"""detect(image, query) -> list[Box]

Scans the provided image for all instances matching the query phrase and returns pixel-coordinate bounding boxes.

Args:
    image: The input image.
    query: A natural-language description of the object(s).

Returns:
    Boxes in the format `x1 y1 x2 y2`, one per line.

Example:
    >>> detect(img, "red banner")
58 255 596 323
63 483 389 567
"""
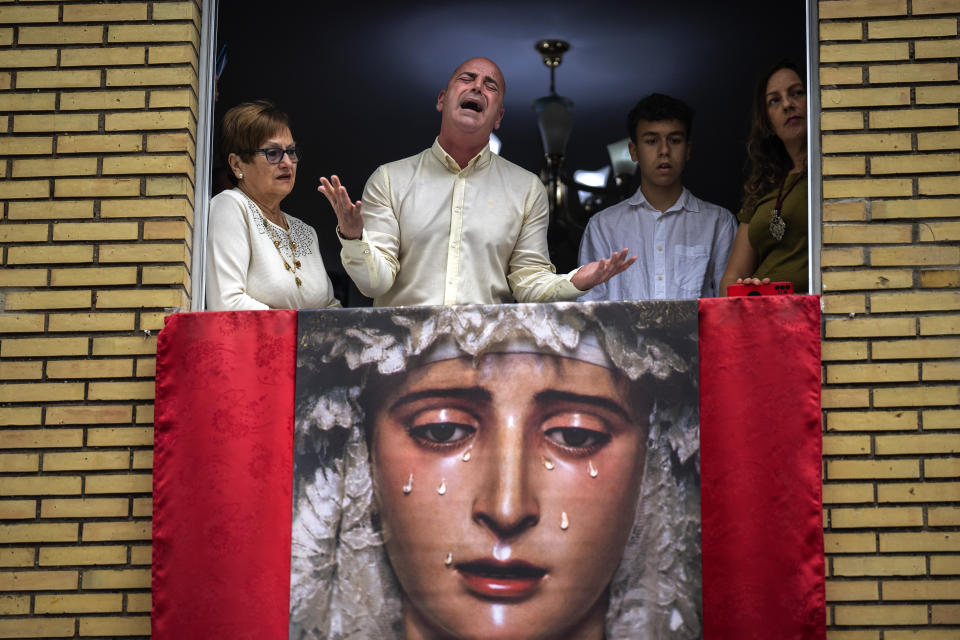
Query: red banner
152 297 823 639
153 310 296 639
699 296 825 639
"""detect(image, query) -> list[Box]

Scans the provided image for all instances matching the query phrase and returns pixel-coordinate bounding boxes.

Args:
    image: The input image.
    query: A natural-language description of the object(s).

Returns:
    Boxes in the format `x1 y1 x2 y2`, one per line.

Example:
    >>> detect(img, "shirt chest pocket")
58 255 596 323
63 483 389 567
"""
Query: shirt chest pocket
674 245 710 295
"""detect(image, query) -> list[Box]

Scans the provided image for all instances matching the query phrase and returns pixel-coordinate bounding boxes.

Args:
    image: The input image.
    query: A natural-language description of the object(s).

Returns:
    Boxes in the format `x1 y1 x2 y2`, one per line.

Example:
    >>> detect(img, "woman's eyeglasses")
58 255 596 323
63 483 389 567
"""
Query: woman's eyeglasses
249 146 301 164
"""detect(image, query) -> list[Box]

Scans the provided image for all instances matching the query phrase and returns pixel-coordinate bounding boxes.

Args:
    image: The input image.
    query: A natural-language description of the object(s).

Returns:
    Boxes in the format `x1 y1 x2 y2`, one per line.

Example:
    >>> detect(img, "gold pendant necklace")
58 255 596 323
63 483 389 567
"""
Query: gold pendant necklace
238 188 304 287
260 211 303 287
769 172 803 242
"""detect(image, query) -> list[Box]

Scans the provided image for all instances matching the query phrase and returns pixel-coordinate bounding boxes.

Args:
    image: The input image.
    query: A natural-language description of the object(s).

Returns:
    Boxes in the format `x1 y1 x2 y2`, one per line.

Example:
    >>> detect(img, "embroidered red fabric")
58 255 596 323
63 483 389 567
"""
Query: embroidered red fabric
699 295 825 639
152 299 824 639
153 310 296 639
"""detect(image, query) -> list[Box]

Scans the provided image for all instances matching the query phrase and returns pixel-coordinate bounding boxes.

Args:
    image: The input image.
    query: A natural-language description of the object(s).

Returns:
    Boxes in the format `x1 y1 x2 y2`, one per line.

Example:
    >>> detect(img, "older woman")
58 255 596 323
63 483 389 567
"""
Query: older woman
290 302 701 639
720 60 808 295
206 100 340 310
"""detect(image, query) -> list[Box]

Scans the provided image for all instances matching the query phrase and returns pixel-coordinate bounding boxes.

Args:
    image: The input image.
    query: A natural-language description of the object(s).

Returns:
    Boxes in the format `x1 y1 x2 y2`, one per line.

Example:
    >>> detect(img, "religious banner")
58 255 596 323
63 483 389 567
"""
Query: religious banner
291 301 701 639
152 296 824 640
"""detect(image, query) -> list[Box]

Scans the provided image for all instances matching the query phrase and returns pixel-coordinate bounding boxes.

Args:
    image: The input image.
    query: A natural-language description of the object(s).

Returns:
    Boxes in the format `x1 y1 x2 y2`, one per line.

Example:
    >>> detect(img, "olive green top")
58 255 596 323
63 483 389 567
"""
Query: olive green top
737 173 808 293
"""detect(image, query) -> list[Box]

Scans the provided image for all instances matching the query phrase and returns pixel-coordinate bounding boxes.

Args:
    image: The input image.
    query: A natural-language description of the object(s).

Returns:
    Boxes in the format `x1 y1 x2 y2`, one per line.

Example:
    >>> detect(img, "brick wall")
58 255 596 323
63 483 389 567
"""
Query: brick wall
0 1 198 637
1 0 958 638
819 0 960 637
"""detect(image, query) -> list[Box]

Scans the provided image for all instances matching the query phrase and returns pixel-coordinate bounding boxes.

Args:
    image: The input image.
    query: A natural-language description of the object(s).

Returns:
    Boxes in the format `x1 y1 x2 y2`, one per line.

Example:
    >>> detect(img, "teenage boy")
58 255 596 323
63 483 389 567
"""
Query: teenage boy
578 93 735 300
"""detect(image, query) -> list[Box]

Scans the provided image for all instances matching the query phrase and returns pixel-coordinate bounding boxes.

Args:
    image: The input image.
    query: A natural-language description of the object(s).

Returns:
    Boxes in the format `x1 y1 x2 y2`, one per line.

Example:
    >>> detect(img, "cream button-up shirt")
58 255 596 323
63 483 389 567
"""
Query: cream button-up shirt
339 139 581 306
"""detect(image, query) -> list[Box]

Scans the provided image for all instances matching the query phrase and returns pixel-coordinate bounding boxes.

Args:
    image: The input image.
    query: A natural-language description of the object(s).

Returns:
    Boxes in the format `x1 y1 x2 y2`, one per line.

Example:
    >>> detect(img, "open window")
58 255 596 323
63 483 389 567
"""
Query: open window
190 0 820 309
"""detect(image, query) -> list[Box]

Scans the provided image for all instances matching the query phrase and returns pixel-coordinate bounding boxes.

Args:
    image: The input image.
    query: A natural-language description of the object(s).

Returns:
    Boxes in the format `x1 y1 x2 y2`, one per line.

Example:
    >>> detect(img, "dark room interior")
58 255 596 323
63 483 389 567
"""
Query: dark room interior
214 0 806 304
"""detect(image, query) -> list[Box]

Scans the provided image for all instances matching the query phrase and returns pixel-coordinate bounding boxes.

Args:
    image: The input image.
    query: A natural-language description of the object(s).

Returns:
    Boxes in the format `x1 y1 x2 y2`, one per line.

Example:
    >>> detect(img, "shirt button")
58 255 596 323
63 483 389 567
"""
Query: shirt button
363 249 370 255
657 246 663 251
657 275 663 281
451 242 457 248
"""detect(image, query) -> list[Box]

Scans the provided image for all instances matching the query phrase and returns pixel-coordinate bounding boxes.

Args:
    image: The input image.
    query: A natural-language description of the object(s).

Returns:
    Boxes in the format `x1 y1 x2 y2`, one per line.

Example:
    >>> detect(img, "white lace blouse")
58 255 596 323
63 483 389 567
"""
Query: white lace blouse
206 189 340 310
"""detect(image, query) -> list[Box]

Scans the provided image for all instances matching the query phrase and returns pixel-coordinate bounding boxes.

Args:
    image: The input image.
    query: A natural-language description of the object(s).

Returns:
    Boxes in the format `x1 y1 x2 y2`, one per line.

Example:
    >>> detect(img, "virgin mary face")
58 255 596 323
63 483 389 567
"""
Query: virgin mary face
370 353 650 640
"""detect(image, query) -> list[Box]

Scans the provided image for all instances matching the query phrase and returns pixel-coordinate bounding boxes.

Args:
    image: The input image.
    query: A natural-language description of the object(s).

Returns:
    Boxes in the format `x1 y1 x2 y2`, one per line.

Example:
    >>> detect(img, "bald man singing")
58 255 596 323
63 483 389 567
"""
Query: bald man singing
320 57 634 306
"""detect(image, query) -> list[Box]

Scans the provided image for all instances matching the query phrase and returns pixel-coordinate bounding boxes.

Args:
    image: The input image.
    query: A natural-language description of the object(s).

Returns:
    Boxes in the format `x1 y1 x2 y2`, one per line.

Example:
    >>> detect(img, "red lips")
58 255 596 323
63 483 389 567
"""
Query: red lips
457 560 547 599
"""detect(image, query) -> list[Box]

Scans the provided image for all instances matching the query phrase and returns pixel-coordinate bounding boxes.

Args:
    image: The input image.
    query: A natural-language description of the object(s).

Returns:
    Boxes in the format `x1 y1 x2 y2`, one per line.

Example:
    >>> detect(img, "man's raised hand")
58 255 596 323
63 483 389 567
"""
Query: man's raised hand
570 248 637 291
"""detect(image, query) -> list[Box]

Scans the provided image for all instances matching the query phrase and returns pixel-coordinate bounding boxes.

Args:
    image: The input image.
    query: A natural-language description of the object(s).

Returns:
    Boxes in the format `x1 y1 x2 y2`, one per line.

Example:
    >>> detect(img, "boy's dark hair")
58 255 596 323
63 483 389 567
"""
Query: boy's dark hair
626 93 695 142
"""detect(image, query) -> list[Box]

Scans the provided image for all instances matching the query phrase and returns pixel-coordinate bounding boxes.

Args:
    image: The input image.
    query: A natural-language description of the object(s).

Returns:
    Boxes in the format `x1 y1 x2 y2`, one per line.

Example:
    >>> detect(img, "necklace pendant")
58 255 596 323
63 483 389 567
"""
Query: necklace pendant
273 240 280 248
769 209 786 242
294 260 301 268
289 241 297 251
295 276 302 287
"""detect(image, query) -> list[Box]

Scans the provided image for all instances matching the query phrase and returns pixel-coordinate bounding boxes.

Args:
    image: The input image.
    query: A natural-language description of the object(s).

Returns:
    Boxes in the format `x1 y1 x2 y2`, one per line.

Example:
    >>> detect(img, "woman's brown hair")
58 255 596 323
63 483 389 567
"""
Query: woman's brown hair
741 59 804 215
220 99 291 166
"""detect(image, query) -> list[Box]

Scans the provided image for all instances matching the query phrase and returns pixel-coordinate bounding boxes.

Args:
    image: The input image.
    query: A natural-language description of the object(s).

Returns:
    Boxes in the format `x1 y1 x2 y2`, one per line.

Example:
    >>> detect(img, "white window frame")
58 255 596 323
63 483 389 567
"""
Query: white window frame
805 0 822 295
190 0 219 310
189 0 821 306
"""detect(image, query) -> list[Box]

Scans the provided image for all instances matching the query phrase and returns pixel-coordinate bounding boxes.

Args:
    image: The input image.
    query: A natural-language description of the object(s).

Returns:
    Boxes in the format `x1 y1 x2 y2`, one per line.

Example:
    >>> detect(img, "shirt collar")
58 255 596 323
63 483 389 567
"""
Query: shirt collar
627 185 697 215
431 137 493 174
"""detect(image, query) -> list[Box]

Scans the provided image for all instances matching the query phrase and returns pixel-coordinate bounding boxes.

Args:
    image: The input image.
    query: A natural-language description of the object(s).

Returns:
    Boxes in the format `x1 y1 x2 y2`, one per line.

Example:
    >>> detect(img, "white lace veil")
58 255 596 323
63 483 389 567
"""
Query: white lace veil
290 301 701 639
